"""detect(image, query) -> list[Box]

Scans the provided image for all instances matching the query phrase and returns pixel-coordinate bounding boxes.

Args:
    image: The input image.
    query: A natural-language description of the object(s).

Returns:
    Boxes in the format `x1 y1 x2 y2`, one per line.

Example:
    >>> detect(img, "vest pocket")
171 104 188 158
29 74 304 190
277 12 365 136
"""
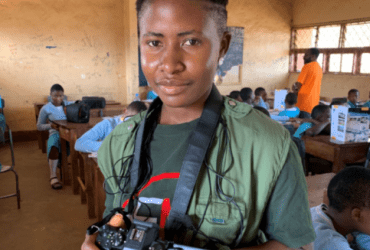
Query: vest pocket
192 198 246 246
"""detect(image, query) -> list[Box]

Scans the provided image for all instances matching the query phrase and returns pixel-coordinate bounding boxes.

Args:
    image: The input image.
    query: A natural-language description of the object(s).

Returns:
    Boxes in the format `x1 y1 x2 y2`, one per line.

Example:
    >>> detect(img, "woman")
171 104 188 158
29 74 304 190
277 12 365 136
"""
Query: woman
82 0 315 249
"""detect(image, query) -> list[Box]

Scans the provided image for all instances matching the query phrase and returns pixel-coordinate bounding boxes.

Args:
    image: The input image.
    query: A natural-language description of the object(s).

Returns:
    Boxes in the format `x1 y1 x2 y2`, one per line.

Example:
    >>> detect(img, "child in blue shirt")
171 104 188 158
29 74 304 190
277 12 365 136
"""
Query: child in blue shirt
293 104 331 139
74 101 147 153
346 89 360 108
37 84 74 190
253 87 269 109
279 93 300 118
311 166 370 250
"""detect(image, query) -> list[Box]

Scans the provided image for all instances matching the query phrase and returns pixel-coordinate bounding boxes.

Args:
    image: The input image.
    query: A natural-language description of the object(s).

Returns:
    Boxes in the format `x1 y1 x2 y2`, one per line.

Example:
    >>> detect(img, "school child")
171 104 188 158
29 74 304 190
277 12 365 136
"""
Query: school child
346 89 360 108
253 87 270 109
278 93 300 118
253 106 270 117
146 90 158 100
240 87 254 105
82 0 315 248
228 90 243 102
36 84 75 190
311 166 370 250
293 104 330 139
74 101 147 153
363 91 370 108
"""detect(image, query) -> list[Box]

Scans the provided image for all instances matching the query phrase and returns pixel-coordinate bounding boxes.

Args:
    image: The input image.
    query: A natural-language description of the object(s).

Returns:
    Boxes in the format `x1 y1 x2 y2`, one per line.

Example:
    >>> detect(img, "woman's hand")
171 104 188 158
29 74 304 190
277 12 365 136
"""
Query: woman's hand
82 213 127 250
81 233 99 250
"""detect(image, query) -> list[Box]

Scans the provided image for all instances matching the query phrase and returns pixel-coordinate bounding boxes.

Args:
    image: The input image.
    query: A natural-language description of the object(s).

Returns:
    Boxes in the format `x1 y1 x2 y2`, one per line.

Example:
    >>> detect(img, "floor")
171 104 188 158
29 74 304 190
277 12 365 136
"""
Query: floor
0 141 96 250
0 140 334 250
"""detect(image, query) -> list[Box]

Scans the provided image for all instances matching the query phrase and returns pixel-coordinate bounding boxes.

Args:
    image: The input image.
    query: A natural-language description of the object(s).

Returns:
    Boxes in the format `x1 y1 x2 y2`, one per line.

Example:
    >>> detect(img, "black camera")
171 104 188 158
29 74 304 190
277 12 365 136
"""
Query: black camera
95 219 205 250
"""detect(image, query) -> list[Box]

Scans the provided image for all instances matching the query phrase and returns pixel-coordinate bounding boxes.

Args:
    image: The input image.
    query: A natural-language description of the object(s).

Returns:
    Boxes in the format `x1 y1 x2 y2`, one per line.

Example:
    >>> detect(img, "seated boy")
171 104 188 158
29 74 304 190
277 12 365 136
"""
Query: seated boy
240 87 254 105
37 84 75 189
363 92 370 108
228 90 243 102
74 101 147 153
293 104 330 139
311 166 370 250
279 93 300 118
253 87 270 109
346 89 360 108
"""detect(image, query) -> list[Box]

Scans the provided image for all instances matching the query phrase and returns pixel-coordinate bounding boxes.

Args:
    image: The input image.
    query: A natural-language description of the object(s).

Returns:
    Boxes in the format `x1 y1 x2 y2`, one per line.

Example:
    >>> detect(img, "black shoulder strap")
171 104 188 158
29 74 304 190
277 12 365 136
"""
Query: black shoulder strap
128 97 162 213
128 85 223 236
165 86 223 237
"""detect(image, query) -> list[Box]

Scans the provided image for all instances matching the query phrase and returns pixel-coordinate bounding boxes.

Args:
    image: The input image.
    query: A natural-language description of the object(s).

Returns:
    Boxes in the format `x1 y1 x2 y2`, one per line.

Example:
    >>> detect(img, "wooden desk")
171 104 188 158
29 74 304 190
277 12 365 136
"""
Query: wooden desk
35 102 124 153
302 135 369 173
78 154 106 220
52 118 102 194
93 157 106 221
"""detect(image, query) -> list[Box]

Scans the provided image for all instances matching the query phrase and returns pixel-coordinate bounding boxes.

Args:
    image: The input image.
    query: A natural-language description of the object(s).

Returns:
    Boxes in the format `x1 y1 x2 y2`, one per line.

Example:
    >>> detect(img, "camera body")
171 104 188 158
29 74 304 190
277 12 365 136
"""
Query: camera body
96 219 205 250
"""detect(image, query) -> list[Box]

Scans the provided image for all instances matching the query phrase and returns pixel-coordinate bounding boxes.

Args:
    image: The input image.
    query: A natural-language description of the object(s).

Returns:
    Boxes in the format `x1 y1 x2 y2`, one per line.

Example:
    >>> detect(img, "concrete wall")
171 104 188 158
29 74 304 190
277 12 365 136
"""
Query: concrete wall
0 0 127 131
1 0 293 132
291 0 370 101
219 0 292 96
293 0 370 26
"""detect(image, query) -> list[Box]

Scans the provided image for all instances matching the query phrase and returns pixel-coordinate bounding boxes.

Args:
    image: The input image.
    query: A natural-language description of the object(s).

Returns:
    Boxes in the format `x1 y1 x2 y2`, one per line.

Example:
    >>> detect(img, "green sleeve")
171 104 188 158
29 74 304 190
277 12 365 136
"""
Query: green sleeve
103 182 115 218
260 141 316 248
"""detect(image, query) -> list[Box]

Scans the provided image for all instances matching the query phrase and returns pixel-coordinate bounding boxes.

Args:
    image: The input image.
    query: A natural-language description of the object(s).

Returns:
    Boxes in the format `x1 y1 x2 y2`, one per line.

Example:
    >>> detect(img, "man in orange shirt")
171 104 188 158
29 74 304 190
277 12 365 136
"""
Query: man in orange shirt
293 48 323 118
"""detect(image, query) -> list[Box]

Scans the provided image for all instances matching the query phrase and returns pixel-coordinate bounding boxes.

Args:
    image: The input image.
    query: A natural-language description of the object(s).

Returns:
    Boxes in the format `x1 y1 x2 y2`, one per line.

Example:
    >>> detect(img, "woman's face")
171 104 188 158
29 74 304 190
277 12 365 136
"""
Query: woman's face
139 0 230 108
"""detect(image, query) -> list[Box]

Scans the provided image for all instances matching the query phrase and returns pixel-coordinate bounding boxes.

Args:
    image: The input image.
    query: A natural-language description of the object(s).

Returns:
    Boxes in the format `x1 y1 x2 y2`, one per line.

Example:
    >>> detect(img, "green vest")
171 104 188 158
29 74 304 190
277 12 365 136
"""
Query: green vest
97 97 292 248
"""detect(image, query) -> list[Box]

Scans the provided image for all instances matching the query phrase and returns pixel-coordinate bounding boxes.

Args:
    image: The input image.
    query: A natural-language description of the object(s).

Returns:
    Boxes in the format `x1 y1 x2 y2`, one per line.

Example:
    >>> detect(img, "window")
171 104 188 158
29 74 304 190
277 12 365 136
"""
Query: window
290 20 370 75
361 53 370 74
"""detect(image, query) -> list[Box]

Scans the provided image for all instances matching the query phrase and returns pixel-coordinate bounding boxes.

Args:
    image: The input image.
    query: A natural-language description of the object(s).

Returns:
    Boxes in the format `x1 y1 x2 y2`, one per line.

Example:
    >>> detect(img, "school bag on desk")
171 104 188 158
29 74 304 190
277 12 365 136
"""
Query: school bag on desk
63 101 90 123
81 96 106 109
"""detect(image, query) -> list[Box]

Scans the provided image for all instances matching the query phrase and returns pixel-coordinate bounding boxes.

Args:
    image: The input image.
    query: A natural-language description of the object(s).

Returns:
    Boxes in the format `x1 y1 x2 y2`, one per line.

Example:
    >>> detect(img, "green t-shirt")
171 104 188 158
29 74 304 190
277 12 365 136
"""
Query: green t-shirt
104 119 314 247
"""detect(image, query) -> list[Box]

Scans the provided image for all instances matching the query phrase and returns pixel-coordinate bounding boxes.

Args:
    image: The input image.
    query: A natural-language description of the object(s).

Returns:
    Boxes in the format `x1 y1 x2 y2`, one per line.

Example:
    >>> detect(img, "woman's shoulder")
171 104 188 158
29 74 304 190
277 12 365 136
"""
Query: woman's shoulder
222 96 289 139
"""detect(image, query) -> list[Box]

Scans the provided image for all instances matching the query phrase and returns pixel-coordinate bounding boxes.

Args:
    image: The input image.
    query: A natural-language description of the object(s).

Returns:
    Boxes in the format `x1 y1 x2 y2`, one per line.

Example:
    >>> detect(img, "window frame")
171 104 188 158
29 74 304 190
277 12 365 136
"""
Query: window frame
290 18 370 76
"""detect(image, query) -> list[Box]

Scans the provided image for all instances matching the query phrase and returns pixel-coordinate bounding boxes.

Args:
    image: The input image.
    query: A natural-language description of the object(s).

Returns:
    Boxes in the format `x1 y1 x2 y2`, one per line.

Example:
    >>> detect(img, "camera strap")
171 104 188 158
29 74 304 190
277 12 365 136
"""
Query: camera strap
128 85 223 238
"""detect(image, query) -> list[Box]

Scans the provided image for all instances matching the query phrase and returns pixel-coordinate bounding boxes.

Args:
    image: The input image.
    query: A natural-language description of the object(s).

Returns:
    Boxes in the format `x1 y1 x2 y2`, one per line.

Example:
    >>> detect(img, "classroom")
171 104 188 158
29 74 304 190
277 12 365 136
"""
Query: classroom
0 0 370 249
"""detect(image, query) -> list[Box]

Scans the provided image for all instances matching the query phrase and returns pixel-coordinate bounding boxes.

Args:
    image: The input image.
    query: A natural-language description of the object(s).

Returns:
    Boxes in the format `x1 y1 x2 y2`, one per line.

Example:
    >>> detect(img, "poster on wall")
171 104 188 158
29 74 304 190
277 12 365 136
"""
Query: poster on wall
214 26 244 85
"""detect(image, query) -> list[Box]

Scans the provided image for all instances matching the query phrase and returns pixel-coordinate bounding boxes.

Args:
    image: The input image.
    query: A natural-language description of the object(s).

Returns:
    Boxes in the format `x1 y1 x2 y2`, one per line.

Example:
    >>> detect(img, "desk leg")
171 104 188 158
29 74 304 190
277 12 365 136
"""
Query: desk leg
95 166 106 221
84 155 96 219
70 141 80 195
60 138 71 185
78 154 87 205
333 147 345 173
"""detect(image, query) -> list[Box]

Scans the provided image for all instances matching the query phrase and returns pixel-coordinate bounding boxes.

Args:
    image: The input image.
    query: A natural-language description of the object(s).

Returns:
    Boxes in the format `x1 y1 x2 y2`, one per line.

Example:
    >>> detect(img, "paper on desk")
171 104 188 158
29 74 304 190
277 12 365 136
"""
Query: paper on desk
88 152 98 158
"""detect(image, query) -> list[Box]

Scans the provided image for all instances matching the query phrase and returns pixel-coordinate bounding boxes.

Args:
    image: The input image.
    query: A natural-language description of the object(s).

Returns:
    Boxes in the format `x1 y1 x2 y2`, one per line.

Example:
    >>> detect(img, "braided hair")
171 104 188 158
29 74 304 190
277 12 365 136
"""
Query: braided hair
136 0 229 37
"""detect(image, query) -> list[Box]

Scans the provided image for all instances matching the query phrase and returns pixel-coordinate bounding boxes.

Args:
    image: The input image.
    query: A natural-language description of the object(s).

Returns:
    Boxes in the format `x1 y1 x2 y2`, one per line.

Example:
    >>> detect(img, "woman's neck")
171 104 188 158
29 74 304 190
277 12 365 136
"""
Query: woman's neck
159 104 204 125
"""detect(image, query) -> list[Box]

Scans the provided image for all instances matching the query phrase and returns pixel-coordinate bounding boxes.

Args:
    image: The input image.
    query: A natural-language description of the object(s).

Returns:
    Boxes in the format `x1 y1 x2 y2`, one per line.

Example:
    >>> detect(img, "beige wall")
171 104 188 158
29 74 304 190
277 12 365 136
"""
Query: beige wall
219 0 292 96
1 0 293 132
0 0 127 131
293 0 370 26
291 0 370 102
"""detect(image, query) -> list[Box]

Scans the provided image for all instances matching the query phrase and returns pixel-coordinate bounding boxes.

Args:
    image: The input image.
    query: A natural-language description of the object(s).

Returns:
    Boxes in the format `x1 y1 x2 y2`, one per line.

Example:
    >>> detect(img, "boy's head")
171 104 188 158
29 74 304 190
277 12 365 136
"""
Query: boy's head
123 101 148 120
327 166 370 235
50 84 64 107
228 91 242 102
240 88 254 105
253 106 270 117
348 89 360 104
311 104 330 122
285 93 297 108
330 99 347 107
255 87 267 101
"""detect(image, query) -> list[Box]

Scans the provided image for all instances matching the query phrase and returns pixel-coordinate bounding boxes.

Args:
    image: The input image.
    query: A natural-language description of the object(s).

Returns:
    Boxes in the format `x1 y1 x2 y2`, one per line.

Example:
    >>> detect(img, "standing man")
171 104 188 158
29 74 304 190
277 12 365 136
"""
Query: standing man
294 48 323 118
